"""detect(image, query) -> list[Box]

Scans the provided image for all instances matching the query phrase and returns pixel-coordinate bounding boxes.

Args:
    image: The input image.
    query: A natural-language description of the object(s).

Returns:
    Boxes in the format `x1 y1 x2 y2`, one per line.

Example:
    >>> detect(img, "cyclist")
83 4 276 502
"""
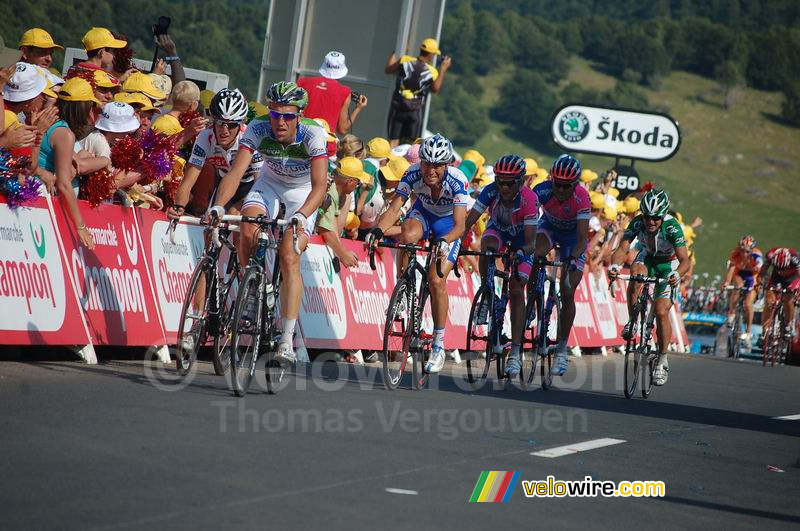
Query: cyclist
609 189 691 386
365 134 467 374
531 154 591 376
757 247 800 339
167 88 262 219
722 235 763 350
462 154 538 377
209 81 328 365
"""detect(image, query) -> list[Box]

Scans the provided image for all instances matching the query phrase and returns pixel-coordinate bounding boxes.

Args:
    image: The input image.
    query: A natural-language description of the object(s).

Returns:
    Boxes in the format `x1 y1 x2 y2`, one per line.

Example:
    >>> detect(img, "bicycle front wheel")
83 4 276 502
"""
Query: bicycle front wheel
229 266 263 397
381 279 411 390
728 310 742 359
541 289 560 391
519 287 539 390
175 256 213 377
465 287 491 389
413 284 431 390
212 271 238 376
623 303 642 399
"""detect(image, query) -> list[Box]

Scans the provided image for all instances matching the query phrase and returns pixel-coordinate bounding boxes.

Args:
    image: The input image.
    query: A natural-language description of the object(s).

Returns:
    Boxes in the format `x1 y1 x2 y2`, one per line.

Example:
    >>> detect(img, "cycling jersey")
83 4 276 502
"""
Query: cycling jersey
188 128 264 183
239 117 327 188
765 248 800 280
395 164 469 218
472 182 538 236
623 214 685 262
728 247 763 275
533 181 591 232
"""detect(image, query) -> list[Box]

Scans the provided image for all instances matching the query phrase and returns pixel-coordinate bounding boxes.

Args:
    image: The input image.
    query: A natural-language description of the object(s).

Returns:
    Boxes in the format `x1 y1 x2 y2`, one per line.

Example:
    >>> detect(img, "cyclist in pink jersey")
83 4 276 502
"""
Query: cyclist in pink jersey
532 154 591 376
463 154 538 377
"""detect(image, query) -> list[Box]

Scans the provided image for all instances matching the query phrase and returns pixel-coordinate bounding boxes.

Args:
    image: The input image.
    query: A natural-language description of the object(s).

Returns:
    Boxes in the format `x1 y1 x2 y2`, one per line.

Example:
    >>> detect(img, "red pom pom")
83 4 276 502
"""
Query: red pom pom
111 136 143 171
80 168 116 207
179 110 201 128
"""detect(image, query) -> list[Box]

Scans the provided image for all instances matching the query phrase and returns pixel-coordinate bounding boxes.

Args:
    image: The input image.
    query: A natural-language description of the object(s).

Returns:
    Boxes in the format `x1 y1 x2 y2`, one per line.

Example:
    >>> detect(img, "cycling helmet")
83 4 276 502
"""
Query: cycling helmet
493 154 526 180
419 133 453 164
739 235 756 251
266 81 308 109
209 88 248 122
550 154 582 182
773 248 791 269
640 188 670 218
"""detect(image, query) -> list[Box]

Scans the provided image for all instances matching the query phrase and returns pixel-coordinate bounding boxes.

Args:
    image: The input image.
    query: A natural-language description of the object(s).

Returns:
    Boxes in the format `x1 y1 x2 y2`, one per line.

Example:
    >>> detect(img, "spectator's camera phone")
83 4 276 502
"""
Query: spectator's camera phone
350 90 361 103
152 16 171 37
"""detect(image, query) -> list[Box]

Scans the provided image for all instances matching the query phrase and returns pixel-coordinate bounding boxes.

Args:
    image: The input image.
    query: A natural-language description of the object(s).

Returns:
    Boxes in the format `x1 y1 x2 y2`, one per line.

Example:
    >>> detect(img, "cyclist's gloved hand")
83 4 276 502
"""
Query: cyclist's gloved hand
515 249 528 264
565 255 578 272
205 205 225 224
290 211 307 233
434 238 451 259
609 263 622 277
667 270 681 286
364 227 383 249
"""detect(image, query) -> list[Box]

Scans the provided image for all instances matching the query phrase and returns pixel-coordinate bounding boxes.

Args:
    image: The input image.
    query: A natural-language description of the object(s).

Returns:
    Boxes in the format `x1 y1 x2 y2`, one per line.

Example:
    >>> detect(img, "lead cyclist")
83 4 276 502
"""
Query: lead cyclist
208 81 329 365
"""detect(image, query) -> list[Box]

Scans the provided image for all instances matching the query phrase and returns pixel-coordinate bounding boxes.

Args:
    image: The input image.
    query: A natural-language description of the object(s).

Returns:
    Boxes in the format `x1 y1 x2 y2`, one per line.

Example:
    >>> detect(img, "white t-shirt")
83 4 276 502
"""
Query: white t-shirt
188 128 263 183
79 130 112 162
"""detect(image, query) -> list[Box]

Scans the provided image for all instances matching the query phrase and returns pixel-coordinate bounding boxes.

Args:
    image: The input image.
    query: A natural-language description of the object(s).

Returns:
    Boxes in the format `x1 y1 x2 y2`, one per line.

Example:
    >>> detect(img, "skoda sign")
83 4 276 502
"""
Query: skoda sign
551 104 681 161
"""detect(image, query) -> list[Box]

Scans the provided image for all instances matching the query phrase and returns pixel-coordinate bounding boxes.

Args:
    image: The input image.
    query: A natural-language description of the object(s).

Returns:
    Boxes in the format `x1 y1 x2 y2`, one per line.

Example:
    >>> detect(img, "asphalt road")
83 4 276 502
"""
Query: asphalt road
2 351 799 530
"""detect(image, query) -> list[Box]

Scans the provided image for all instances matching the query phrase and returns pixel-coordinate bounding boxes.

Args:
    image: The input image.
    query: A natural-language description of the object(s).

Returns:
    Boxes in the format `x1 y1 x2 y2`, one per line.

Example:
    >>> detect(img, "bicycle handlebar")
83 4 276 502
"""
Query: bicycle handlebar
367 241 431 271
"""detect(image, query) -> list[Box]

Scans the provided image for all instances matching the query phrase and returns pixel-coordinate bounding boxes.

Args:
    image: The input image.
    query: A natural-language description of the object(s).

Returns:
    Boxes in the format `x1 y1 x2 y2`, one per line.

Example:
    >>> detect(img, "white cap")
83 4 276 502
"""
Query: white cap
95 102 140 133
318 51 348 80
391 144 411 158
3 62 50 102
32 64 64 86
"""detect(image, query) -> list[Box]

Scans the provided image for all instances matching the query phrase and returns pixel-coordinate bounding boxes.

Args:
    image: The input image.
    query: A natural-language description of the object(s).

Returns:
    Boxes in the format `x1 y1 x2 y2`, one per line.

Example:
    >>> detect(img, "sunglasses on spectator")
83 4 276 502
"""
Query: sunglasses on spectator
269 110 299 121
496 179 518 188
214 120 239 130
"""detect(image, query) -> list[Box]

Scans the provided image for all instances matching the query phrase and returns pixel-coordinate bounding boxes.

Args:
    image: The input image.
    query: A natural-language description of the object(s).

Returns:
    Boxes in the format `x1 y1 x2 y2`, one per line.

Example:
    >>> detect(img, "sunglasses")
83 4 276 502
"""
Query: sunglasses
214 120 239 130
643 215 663 222
496 179 518 188
553 182 574 190
269 110 298 121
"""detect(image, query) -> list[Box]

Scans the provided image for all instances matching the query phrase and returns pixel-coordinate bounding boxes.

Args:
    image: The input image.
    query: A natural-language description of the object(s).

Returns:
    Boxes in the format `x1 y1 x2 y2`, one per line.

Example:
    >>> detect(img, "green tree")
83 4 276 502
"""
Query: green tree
512 19 570 83
473 12 512 75
428 81 489 146
715 60 745 109
490 68 560 143
440 0 477 75
781 81 800 126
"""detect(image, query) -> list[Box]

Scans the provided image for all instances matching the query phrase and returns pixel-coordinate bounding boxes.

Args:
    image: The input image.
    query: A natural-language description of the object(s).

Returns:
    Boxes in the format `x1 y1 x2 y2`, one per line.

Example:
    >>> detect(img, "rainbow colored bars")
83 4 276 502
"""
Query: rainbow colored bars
469 471 521 502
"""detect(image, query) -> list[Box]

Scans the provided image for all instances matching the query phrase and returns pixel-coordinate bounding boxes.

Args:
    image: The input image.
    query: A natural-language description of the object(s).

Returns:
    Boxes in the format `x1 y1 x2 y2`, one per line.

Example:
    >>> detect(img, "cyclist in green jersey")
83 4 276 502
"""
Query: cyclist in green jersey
608 189 691 386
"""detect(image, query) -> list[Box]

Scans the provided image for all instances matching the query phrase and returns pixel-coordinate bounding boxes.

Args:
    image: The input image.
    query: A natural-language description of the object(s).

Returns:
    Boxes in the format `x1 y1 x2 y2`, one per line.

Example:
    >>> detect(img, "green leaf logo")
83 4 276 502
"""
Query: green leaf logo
29 224 45 259
324 257 334 284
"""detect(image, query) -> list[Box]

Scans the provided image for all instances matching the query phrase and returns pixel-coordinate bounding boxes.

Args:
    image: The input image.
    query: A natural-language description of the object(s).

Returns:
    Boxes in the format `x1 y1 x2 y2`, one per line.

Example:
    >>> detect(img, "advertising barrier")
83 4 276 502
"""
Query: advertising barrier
0 198 688 355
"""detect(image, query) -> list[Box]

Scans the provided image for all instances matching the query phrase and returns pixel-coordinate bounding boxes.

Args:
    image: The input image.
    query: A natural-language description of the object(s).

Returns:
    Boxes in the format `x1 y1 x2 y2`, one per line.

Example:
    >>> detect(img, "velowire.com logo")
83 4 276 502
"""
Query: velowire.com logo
469 471 521 503
558 110 590 142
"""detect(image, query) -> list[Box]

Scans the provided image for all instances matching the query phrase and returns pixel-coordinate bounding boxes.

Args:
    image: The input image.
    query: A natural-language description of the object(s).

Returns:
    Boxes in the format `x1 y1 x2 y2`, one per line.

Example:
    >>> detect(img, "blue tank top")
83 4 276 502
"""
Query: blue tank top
38 120 69 173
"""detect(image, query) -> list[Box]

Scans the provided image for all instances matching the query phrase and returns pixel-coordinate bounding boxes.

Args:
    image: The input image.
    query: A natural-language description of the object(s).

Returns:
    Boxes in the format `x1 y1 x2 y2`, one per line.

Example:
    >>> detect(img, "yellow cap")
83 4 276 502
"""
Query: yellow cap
3 110 20 131
114 91 156 111
19 28 63 50
58 78 101 104
312 118 337 143
151 114 183 136
249 100 268 118
581 169 598 183
122 72 166 100
367 137 392 159
602 205 617 221
82 27 127 51
682 224 696 240
523 157 538 175
607 187 620 198
380 156 411 182
462 149 485 168
93 70 120 88
590 191 605 210
199 89 215 110
420 38 441 55
622 196 640 214
345 212 361 231
336 156 371 184
675 211 684 224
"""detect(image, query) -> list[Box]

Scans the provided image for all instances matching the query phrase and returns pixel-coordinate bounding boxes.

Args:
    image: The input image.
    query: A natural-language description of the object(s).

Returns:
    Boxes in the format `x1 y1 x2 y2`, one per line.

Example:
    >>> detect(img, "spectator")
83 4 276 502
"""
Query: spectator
71 28 127 76
317 157 370 268
311 118 338 158
18 28 64 88
93 70 121 105
121 72 166 105
298 51 367 135
151 80 207 147
385 38 451 146
113 91 158 137
336 134 365 160
404 143 420 165
153 34 186 87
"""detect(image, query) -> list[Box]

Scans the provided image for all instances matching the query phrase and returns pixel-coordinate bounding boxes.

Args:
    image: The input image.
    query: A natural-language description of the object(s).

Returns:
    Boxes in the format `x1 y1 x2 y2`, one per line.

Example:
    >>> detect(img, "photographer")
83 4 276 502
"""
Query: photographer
298 51 367 135
151 17 186 87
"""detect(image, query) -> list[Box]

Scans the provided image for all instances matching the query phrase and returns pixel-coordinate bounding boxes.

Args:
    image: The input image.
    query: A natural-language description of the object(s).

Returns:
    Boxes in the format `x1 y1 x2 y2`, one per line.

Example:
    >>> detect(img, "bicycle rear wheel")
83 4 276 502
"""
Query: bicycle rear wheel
229 266 262 397
728 309 742 359
212 271 238 376
381 279 411 390
623 303 642 399
541 287 559 391
466 287 491 389
519 287 539 390
640 351 655 398
413 284 431 390
175 256 213 377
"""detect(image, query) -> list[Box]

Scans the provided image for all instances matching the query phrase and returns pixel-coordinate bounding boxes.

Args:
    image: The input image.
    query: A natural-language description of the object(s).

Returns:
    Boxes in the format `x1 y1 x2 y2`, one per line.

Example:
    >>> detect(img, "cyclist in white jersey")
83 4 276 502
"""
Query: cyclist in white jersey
167 89 262 218
210 81 329 365
365 134 468 374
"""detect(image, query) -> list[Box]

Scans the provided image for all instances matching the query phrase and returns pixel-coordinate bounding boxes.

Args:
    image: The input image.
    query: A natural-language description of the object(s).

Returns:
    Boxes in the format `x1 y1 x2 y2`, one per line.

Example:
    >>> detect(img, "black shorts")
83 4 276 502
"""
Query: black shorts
769 272 800 290
387 104 422 141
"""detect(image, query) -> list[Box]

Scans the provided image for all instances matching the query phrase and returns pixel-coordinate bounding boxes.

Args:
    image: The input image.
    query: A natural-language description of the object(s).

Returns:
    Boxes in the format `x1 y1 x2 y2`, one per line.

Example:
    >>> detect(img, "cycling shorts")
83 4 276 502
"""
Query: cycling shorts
482 224 533 281
406 202 461 264
634 250 677 300
242 178 317 236
536 219 586 273
736 270 755 290
768 272 800 291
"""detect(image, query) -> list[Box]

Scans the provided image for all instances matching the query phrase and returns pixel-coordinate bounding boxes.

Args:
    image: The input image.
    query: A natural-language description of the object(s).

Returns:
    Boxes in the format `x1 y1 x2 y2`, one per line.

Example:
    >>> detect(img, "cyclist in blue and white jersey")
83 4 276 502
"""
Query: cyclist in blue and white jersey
365 134 468 374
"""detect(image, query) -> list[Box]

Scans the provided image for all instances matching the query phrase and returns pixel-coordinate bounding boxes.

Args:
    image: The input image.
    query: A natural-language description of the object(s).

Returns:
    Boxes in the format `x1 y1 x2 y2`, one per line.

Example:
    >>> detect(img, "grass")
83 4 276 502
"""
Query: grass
454 57 800 275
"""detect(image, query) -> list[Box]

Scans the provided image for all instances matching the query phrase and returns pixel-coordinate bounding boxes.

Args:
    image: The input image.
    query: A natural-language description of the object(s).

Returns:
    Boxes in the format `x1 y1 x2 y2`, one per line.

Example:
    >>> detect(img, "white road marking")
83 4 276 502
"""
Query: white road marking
772 414 800 420
531 438 627 458
385 488 418 495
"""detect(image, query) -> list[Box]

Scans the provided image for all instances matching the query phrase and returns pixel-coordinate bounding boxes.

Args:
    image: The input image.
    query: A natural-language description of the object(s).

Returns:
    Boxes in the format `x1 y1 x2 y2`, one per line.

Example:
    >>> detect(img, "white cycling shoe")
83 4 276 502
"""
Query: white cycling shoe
653 357 669 386
551 350 569 376
275 342 297 366
425 346 446 374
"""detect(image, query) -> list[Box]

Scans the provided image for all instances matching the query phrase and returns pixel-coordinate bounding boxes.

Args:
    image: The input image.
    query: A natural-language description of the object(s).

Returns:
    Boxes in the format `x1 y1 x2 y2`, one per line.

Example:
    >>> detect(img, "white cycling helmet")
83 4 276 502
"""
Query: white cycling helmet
419 133 453 165
209 88 249 122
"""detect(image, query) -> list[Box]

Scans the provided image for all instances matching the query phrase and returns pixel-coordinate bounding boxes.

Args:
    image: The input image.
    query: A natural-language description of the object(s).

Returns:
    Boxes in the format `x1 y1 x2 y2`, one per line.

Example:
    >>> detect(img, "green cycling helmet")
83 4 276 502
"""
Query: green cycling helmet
266 81 308 109
640 188 670 218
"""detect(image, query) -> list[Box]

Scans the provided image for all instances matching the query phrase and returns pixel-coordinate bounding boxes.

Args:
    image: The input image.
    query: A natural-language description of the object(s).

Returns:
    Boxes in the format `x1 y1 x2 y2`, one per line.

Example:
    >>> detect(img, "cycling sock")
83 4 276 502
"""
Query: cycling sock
433 327 445 351
281 318 297 345
557 340 567 353
510 343 521 358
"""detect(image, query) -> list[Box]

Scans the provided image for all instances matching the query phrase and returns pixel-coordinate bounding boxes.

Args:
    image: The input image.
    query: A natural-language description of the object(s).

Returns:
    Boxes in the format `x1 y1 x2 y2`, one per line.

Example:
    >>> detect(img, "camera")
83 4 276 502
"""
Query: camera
350 90 362 103
152 16 171 37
